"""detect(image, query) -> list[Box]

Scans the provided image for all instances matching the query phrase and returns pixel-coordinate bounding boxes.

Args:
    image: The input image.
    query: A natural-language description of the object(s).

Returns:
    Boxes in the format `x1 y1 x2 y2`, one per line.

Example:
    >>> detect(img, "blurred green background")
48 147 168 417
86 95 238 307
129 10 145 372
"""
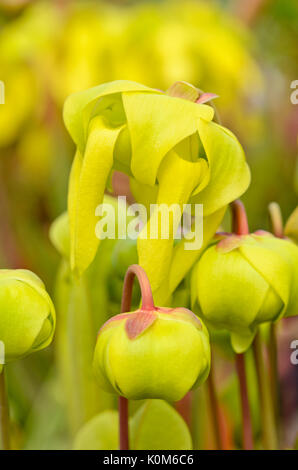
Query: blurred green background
0 0 297 449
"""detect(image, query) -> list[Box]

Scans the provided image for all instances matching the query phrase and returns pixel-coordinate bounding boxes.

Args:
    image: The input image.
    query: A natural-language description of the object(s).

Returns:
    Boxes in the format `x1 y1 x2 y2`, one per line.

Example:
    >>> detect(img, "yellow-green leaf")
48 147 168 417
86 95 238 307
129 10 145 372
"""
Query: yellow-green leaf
73 411 118 450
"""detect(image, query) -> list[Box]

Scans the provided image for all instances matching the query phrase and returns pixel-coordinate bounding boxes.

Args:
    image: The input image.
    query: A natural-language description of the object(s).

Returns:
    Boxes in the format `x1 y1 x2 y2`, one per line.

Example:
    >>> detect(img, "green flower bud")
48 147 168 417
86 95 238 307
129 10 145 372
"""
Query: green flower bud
0 269 55 363
285 206 298 244
191 231 298 353
93 306 210 401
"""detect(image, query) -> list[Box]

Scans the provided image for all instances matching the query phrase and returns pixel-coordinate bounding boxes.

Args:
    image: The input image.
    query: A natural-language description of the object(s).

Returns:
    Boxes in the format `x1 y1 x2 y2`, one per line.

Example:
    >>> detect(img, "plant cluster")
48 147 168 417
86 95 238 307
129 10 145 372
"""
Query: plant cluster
0 76 297 450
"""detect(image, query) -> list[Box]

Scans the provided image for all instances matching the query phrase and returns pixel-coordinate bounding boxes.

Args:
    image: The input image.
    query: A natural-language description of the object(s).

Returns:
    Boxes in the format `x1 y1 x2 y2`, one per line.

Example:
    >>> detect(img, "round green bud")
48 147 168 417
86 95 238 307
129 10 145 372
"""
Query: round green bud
192 231 298 353
0 269 56 363
93 306 210 401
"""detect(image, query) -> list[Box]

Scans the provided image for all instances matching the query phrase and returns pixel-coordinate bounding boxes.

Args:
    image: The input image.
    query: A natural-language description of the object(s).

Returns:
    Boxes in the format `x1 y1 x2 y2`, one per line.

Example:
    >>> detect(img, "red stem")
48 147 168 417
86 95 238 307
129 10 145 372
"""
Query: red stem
235 0 268 27
235 353 254 450
175 392 192 428
118 264 154 450
230 200 249 235
119 396 129 451
121 264 155 312
207 365 224 450
231 201 253 448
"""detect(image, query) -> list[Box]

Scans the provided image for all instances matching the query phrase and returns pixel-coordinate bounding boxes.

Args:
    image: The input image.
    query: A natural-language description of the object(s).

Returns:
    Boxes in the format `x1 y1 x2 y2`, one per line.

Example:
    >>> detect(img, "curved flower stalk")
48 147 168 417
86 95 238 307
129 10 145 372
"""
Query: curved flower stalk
191 229 298 354
64 80 250 302
93 264 210 402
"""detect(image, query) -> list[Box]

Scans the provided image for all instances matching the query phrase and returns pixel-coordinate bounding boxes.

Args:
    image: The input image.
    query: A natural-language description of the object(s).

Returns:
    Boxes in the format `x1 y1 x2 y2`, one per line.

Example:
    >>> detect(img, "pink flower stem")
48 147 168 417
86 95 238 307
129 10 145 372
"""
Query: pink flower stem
118 396 129 451
230 199 249 236
175 392 192 429
121 264 155 312
230 200 254 450
206 361 225 450
119 264 155 450
235 354 254 450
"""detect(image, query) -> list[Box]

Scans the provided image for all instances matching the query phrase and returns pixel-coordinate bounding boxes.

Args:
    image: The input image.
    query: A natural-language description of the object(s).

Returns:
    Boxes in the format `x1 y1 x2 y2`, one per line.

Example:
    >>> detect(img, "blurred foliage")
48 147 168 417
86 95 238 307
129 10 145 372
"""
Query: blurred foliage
0 0 297 449
73 400 192 450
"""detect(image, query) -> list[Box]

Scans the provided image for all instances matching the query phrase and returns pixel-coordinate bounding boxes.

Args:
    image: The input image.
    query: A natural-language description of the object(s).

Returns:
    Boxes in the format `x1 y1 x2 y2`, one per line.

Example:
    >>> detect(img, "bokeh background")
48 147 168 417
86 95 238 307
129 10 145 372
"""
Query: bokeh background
0 0 297 449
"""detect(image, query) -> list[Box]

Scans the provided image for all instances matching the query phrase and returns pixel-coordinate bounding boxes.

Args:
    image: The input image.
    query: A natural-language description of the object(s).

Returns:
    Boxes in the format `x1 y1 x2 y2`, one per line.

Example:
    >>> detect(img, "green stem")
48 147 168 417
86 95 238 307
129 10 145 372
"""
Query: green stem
235 353 254 450
253 331 279 449
268 323 281 440
206 363 224 449
0 368 10 450
230 200 253 450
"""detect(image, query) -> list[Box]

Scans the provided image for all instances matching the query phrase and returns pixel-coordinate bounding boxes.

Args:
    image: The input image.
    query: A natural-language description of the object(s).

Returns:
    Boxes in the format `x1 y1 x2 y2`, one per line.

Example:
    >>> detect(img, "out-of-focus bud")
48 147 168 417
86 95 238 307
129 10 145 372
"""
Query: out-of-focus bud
49 211 70 260
191 231 298 353
285 206 298 244
108 239 140 310
0 269 55 363
111 239 138 279
93 304 210 401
